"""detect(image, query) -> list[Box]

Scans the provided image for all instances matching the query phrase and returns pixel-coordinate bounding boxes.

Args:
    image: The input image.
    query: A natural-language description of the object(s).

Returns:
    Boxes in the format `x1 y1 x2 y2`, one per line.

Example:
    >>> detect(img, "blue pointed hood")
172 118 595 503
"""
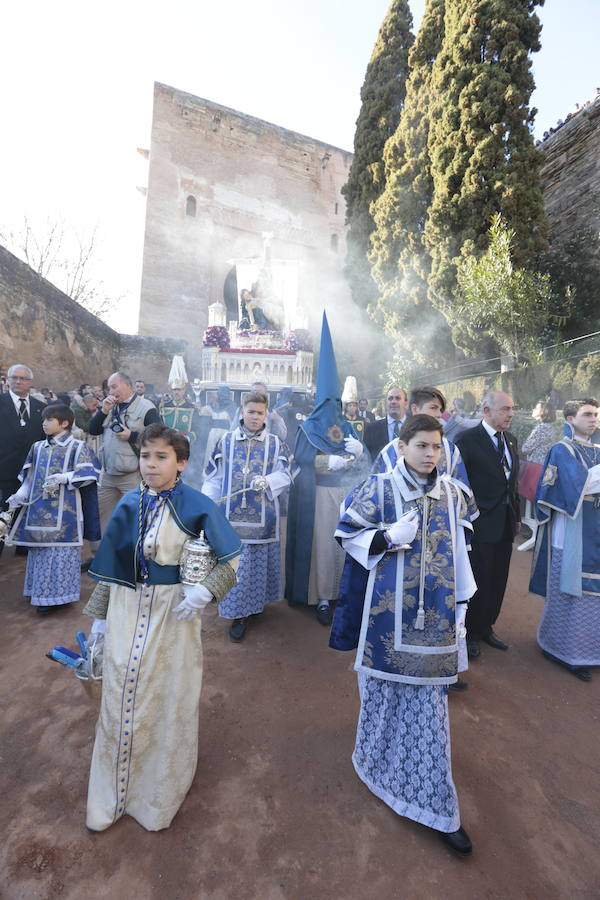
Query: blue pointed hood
315 312 341 404
301 311 358 454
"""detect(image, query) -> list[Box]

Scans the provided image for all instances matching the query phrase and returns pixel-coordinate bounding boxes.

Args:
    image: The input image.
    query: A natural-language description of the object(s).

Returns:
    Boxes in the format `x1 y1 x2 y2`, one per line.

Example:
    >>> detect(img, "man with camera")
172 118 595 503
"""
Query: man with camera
88 372 161 528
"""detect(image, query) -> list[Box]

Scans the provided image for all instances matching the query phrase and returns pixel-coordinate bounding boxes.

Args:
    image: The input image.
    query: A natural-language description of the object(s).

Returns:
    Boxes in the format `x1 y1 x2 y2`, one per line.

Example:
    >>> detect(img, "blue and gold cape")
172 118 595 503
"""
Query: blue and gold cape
530 433 600 599
330 462 473 685
89 481 242 589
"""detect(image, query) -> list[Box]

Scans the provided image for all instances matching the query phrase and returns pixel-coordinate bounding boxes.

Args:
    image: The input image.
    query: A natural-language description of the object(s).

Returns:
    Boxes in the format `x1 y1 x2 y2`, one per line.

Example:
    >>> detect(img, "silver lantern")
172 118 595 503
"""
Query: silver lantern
179 530 217 585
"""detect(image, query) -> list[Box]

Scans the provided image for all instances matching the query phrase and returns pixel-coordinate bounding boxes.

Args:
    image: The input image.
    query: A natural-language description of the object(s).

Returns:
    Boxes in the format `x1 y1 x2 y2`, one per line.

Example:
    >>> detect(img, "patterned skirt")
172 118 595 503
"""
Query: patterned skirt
353 675 460 833
218 542 281 619
537 549 600 667
24 546 81 606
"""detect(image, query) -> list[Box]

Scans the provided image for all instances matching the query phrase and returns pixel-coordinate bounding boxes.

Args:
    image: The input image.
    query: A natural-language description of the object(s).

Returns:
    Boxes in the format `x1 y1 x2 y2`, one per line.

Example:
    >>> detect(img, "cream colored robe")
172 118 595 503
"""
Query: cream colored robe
87 508 228 831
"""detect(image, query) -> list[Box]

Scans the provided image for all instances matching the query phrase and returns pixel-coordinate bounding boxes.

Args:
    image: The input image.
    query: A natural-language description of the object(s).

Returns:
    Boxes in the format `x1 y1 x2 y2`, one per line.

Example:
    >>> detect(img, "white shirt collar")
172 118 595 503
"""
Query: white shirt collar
481 418 501 440
9 389 29 410
234 425 266 442
46 430 72 446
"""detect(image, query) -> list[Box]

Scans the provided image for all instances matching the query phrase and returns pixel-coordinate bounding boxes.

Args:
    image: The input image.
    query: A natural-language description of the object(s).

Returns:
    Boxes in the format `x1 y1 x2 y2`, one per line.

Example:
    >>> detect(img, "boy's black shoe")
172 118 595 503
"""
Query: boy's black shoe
36 605 61 615
542 650 591 681
316 603 332 626
439 826 472 857
229 618 248 642
448 678 468 692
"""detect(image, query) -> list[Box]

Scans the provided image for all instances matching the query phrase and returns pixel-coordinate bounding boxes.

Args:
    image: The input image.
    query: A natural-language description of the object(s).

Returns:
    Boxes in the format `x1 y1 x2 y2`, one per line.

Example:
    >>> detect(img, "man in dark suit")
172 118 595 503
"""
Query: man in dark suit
364 385 407 460
455 391 520 659
0 365 46 554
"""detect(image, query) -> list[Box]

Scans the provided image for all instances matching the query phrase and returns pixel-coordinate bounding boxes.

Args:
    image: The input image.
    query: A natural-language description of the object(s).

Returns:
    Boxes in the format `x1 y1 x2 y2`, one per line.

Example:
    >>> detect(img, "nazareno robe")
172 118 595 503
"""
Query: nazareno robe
330 459 476 685
530 433 600 600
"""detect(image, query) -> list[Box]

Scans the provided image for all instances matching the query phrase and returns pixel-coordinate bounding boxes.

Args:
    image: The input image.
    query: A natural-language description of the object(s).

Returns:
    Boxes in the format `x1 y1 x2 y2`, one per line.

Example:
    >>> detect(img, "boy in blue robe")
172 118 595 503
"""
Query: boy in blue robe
3 404 100 615
530 398 600 681
202 391 295 642
330 415 476 856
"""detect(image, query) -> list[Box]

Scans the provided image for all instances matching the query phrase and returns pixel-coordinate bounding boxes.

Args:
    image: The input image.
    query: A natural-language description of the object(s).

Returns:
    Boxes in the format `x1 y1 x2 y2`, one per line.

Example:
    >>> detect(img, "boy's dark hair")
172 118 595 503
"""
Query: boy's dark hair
243 391 268 407
139 423 190 461
563 398 599 419
409 386 446 413
399 414 443 444
42 404 74 429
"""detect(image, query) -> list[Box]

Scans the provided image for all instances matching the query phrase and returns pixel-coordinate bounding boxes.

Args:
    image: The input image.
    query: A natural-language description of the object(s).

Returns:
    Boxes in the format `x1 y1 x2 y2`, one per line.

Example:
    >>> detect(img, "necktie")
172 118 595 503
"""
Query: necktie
495 431 509 472
393 420 401 439
18 399 29 425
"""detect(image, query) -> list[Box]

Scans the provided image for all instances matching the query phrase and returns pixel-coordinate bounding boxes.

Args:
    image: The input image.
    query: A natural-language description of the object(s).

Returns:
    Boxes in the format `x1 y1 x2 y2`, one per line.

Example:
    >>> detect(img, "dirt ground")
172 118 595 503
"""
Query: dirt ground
0 544 599 900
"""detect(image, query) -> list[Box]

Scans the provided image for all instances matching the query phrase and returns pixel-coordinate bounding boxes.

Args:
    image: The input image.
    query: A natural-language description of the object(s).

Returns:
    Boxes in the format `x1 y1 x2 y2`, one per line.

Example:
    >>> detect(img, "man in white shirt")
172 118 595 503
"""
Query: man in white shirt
0 364 46 554
364 385 408 460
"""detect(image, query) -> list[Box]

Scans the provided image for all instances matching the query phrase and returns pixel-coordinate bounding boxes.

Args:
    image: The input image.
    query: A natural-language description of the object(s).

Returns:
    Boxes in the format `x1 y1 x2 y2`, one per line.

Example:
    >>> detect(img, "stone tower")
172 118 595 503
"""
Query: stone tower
138 82 352 352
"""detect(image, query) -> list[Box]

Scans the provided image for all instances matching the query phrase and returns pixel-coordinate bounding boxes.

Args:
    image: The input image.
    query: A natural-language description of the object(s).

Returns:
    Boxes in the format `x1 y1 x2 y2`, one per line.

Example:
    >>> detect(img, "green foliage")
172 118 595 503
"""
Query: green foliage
574 354 600 395
449 215 551 361
368 0 451 379
424 0 548 309
343 0 414 309
535 227 600 340
551 361 575 393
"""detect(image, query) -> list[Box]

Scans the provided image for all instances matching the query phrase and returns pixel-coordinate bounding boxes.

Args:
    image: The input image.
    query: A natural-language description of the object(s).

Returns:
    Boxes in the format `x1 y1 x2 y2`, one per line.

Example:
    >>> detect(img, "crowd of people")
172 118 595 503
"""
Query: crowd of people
536 87 600 144
0 344 598 858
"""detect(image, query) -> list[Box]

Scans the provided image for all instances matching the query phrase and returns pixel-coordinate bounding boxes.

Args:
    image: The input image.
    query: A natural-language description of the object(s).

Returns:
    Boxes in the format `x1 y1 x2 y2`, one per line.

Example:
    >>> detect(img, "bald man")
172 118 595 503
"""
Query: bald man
455 392 520 659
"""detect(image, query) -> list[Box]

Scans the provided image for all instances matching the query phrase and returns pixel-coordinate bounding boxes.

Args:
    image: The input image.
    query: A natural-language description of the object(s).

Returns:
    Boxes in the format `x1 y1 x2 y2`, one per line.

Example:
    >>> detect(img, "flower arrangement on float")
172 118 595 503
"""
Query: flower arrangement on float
202 326 230 349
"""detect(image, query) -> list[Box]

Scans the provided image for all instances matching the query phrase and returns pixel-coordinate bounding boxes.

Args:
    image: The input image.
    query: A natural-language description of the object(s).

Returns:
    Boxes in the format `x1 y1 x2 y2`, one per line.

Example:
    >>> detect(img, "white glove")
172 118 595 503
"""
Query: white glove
386 509 419 546
344 436 363 458
6 493 24 509
90 618 106 636
250 475 269 492
587 463 600 493
328 454 348 471
173 583 213 621
44 473 69 487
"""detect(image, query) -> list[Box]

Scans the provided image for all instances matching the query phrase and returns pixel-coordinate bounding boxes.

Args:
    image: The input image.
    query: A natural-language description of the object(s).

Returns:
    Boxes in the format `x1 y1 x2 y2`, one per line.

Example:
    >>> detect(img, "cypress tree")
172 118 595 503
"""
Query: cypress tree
369 0 448 372
342 0 414 309
424 0 548 309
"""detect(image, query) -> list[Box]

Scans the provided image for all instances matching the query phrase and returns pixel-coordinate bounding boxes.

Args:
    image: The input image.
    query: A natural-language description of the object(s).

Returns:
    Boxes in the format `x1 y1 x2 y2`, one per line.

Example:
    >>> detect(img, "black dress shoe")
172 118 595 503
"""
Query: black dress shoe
36 605 61 615
466 639 480 659
439 826 472 857
80 558 94 572
570 667 592 682
228 618 248 642
448 678 468 692
316 603 333 626
482 631 509 651
542 650 592 681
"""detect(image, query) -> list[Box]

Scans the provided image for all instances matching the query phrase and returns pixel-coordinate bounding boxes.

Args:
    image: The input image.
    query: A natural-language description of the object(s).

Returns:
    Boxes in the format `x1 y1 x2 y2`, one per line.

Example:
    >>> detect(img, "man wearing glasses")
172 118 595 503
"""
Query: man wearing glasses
0 365 46 555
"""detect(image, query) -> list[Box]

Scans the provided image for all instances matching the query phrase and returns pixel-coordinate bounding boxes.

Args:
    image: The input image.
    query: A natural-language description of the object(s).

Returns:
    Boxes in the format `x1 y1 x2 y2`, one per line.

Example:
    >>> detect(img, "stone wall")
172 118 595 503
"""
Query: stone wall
539 99 600 241
138 82 353 341
0 246 188 390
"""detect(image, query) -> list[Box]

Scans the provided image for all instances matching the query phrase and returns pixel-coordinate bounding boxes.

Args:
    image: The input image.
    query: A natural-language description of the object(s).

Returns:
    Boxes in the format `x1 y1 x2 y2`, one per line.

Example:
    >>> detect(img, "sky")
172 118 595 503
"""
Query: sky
1 0 598 334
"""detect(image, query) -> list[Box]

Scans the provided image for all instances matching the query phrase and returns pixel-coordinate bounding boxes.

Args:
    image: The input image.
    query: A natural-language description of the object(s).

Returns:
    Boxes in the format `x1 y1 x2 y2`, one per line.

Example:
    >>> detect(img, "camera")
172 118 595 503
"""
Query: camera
110 421 125 433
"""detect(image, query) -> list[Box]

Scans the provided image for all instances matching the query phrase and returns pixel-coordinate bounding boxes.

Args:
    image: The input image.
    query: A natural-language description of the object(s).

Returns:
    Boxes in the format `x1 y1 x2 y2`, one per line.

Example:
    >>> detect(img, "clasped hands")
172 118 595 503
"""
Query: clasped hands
172 583 214 621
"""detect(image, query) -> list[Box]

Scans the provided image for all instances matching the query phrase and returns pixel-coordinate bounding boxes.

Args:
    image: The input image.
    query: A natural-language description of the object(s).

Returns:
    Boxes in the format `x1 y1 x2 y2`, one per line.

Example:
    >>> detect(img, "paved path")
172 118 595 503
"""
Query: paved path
0 546 598 899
